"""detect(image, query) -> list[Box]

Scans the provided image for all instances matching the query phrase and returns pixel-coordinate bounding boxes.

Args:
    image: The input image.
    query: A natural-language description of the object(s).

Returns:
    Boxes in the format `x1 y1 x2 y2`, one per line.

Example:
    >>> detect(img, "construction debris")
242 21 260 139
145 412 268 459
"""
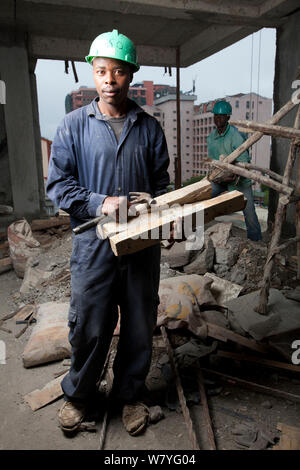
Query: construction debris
24 372 68 411
22 302 71 368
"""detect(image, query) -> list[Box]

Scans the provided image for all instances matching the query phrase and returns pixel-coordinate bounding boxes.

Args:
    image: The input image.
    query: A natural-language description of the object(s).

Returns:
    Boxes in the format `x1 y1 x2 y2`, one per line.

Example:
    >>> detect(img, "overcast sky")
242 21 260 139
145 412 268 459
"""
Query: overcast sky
36 27 276 141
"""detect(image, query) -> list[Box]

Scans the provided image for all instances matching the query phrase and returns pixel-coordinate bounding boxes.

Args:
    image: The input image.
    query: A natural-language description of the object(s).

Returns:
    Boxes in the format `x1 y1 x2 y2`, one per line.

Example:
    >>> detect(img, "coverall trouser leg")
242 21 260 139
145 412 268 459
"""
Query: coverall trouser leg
211 182 262 241
61 231 160 404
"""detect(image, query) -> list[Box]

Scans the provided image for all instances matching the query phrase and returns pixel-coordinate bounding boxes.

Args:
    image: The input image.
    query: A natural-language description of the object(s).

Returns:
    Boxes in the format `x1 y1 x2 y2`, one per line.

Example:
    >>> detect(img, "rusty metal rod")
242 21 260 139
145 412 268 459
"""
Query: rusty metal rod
160 326 200 450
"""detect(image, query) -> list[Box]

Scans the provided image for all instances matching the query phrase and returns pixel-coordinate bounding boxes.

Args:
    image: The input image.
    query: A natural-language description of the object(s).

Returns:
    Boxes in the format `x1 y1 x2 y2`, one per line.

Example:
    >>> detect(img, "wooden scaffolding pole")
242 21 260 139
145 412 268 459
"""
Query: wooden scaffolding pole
175 46 182 190
208 94 300 184
255 105 300 314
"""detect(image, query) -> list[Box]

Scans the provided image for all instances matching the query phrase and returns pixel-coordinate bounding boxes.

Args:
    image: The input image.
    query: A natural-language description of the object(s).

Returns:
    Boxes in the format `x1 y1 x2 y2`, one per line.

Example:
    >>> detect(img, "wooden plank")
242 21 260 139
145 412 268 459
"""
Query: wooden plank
161 326 200 450
216 350 300 373
201 368 300 404
273 423 300 450
24 372 68 411
155 177 211 206
103 191 245 256
14 304 35 323
31 216 70 231
195 364 216 450
0 257 12 274
206 323 269 354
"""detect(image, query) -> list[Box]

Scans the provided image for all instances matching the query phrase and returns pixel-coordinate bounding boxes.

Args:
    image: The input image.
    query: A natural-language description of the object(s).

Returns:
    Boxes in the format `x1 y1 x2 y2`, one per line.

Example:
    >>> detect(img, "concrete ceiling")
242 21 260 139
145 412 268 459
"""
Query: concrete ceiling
1 0 299 67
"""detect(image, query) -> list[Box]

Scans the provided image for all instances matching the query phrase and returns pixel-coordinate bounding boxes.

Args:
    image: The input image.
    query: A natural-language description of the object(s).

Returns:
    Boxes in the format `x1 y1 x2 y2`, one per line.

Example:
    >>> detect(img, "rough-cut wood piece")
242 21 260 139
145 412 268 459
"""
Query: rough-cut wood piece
155 177 212 206
201 368 300 403
14 304 35 323
216 350 300 373
0 257 12 274
235 162 297 187
105 191 245 256
31 216 70 231
24 372 68 411
206 322 269 354
230 119 300 140
208 159 294 196
0 204 13 215
273 423 300 450
256 105 300 314
161 326 200 450
209 95 300 183
195 364 216 450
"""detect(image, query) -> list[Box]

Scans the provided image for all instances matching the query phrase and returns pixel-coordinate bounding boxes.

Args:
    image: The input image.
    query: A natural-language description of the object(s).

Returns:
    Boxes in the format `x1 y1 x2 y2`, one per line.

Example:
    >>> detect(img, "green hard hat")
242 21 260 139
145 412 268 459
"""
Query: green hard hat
85 29 140 72
212 100 232 115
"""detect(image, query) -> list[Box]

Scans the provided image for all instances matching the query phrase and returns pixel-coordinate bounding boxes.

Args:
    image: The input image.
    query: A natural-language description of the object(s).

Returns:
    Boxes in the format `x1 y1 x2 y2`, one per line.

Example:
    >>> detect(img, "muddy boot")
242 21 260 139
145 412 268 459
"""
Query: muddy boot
122 402 149 436
58 401 86 434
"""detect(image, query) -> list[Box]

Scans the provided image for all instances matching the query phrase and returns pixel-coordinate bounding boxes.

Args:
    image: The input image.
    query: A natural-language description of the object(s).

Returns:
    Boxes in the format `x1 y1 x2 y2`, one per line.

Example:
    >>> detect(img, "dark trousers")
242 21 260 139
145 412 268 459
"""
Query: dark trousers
211 182 262 241
62 230 161 404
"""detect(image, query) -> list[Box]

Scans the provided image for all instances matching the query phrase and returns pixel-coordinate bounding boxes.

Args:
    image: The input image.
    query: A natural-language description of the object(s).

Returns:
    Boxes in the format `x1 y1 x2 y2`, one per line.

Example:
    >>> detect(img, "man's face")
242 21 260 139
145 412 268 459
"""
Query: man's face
214 114 230 131
92 57 133 108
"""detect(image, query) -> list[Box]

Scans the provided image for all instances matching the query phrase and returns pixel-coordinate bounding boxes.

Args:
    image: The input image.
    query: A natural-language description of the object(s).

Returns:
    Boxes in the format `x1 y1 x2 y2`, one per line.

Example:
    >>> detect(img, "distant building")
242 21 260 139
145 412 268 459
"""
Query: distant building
128 81 176 107
65 82 178 113
153 93 196 183
192 93 272 184
65 86 98 113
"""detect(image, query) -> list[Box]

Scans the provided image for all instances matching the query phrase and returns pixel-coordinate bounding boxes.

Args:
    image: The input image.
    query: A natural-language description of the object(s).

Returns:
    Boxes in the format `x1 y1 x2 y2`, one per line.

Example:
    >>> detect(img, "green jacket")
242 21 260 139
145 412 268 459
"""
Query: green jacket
206 124 251 189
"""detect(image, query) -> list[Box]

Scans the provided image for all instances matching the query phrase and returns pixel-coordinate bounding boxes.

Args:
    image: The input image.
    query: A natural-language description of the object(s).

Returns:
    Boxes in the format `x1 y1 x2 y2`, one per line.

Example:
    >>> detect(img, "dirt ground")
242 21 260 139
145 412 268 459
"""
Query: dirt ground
0 220 300 452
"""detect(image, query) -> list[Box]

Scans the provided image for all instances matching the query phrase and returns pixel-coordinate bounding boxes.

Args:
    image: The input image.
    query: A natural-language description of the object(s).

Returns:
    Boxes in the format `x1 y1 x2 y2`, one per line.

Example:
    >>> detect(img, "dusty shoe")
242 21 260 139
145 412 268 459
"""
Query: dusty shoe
122 402 149 436
58 401 86 433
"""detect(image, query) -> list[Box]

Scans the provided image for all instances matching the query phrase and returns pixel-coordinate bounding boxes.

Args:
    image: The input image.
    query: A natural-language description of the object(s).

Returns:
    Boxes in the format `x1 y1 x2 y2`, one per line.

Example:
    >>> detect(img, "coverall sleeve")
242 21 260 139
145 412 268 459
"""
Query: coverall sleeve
231 129 251 163
150 121 170 197
46 120 107 220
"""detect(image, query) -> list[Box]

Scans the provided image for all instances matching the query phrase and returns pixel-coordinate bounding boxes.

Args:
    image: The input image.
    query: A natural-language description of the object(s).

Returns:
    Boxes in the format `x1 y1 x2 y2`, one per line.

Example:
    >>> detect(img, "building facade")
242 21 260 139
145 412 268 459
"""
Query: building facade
153 94 196 183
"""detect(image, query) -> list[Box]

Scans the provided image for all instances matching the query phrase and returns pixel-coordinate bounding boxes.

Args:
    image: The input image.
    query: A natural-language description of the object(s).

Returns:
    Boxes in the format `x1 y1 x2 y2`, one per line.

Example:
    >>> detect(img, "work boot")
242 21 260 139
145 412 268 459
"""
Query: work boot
122 402 149 436
58 400 86 433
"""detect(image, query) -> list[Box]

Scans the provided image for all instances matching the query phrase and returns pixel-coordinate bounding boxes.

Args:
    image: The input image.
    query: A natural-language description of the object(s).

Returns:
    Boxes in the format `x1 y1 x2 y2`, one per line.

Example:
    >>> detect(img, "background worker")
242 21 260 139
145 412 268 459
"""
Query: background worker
46 29 170 436
207 100 262 241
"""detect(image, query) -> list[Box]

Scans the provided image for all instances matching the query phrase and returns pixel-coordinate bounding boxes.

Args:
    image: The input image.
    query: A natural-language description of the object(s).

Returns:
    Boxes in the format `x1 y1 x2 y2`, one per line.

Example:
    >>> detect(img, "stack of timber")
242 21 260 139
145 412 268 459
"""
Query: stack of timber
97 178 246 256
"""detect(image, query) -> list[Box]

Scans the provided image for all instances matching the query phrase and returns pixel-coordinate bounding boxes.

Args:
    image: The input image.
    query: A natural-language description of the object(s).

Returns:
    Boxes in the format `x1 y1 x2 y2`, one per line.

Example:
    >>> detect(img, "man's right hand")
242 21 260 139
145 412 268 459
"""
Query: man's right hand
101 196 129 223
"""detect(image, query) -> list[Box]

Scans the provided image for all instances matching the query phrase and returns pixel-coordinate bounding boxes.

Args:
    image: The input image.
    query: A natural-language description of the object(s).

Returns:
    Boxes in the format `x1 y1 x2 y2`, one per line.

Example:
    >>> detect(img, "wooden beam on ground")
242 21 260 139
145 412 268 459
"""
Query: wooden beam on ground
230 120 300 140
206 323 269 354
201 367 300 404
195 364 216 450
161 326 200 450
216 350 300 373
24 372 68 411
101 190 245 256
0 257 12 274
31 216 70 231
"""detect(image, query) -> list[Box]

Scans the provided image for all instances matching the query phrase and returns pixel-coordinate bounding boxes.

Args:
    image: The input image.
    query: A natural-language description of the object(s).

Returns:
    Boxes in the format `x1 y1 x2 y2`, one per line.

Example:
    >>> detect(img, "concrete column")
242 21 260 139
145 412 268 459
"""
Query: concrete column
270 10 300 235
0 35 45 220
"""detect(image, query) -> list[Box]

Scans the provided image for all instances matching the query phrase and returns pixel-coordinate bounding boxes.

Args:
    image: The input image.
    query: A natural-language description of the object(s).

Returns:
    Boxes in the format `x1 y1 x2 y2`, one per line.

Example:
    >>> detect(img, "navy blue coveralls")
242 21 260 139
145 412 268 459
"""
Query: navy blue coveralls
46 98 170 403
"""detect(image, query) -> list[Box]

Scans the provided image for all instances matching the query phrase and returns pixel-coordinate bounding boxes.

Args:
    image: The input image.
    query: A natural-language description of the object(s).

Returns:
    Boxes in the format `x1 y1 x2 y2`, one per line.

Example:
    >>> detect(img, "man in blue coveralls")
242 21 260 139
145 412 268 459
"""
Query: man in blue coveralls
47 30 170 435
207 100 262 241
